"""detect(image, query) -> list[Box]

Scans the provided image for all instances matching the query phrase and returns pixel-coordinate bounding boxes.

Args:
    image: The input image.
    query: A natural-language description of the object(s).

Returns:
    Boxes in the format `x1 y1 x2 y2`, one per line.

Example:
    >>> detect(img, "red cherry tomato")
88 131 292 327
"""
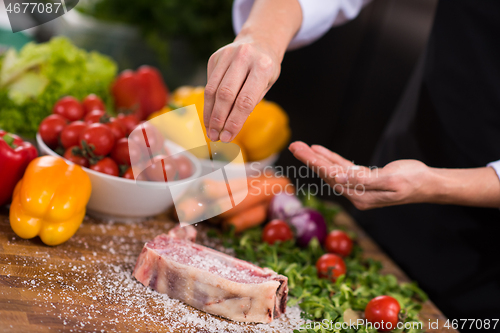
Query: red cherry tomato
262 219 293 245
106 118 126 141
145 155 177 182
172 154 193 179
60 121 87 149
79 123 115 156
53 96 84 121
316 253 346 282
84 109 106 125
136 66 169 119
324 230 353 257
130 121 164 156
122 167 135 180
111 138 142 166
90 157 119 176
122 167 148 181
82 94 105 115
365 296 401 332
63 146 89 168
39 114 67 149
116 113 140 135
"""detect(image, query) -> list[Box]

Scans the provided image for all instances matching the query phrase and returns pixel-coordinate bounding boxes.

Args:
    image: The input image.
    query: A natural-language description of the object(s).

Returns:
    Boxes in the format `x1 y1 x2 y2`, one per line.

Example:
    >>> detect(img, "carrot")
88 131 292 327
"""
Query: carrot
200 177 249 199
219 176 294 219
224 203 268 232
174 197 205 223
177 175 294 222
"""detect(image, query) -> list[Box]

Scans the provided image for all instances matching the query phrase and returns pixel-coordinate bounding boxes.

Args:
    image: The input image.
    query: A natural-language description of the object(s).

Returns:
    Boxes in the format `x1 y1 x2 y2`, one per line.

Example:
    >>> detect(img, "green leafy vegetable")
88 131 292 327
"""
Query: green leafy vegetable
78 0 234 64
213 197 427 332
0 37 117 137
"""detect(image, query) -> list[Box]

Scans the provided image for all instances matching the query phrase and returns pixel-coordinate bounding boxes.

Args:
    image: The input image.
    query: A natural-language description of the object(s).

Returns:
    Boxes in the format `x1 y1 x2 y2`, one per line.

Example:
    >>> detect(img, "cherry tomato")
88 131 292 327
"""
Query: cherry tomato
123 167 135 180
316 253 346 282
145 155 177 182
324 230 353 257
365 296 401 332
172 154 193 179
60 121 87 149
84 109 106 125
130 121 164 156
116 113 140 135
79 123 115 156
82 94 105 115
63 146 89 168
106 118 126 141
136 66 169 119
262 220 293 245
111 138 142 166
90 157 119 176
39 114 67 149
122 167 148 181
53 96 84 121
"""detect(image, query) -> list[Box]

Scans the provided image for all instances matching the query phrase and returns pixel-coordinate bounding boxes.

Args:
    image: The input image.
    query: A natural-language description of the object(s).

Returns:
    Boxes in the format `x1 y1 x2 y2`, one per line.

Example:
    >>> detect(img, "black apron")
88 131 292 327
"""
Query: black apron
353 0 500 323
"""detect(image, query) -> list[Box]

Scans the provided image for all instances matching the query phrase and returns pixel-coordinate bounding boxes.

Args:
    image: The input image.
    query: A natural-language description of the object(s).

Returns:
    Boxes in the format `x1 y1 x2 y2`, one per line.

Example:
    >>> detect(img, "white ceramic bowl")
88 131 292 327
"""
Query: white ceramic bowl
36 133 202 222
198 153 279 178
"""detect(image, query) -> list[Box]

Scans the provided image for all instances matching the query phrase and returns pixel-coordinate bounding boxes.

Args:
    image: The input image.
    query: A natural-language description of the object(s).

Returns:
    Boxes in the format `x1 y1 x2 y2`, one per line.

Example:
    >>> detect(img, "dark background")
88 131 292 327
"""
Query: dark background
267 0 437 207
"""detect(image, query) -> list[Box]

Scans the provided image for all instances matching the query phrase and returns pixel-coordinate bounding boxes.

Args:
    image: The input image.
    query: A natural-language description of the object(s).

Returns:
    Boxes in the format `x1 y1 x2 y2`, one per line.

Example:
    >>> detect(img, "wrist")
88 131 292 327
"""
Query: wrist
235 26 288 62
421 167 452 204
420 166 500 207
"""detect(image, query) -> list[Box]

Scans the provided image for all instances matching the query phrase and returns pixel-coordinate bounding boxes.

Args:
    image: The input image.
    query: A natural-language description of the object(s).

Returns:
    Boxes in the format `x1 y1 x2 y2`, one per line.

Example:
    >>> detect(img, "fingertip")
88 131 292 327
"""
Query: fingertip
209 129 220 142
220 130 232 143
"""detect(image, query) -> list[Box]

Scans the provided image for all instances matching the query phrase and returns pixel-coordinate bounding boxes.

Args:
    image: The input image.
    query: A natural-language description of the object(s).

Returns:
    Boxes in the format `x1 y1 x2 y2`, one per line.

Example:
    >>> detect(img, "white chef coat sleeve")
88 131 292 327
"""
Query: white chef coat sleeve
232 0 372 50
487 160 500 181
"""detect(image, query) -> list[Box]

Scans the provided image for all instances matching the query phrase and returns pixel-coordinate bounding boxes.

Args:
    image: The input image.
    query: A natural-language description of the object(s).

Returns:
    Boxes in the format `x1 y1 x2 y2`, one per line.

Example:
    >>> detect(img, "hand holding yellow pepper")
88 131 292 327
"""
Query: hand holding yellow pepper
10 156 92 246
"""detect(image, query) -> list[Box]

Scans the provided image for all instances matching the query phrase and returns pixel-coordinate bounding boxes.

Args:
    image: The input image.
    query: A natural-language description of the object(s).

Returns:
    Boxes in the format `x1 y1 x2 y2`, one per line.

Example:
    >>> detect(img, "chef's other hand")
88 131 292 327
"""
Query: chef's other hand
204 37 280 143
289 141 500 209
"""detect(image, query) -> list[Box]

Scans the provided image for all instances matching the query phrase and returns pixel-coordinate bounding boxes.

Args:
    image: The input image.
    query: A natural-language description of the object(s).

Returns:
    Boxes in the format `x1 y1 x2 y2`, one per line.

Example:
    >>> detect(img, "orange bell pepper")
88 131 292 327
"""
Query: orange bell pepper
9 156 92 246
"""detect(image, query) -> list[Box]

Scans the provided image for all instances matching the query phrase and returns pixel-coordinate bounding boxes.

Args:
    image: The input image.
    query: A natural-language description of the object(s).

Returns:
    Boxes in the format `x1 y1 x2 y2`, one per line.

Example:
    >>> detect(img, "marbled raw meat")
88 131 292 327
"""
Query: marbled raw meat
133 233 288 323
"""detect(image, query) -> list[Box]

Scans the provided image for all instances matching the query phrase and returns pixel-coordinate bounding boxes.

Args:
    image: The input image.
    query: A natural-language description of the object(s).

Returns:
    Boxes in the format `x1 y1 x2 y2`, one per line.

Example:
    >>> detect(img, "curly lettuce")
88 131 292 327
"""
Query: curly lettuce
0 37 117 137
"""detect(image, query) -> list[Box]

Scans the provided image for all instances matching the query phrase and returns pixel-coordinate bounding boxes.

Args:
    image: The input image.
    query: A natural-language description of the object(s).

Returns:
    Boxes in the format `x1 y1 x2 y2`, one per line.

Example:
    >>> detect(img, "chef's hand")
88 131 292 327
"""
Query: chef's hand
203 0 302 143
289 141 500 209
204 36 281 143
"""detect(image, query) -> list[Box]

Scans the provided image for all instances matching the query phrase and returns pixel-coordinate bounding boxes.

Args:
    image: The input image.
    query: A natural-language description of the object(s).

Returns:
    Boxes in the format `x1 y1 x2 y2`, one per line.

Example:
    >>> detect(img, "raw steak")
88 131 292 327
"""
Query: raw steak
167 224 197 242
133 233 288 323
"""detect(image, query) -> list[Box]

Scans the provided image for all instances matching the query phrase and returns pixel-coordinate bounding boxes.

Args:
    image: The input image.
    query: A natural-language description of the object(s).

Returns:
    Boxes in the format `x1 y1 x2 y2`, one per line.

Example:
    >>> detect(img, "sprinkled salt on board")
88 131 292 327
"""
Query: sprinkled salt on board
0 214 303 332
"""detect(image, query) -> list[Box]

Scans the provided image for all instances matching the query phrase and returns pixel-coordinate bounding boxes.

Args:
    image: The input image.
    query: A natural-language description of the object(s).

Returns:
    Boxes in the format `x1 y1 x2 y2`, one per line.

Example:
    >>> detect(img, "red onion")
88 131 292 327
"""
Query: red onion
287 208 327 247
268 192 303 221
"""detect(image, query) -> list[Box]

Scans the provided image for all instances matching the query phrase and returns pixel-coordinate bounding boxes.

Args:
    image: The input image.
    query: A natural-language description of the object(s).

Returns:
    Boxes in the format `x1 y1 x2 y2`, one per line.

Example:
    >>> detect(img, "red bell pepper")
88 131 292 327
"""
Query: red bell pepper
111 66 169 121
0 130 38 206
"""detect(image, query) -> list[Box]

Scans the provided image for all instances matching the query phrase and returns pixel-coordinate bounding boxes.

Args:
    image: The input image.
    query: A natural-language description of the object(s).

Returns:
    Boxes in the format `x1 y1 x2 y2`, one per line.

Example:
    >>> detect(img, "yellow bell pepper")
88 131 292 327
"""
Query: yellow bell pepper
235 100 291 161
10 156 92 246
171 85 205 106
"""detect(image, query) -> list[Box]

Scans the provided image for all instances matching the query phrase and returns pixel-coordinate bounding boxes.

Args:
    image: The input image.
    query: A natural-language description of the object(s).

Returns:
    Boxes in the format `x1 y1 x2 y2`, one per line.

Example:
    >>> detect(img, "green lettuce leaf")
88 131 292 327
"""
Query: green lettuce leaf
0 37 117 137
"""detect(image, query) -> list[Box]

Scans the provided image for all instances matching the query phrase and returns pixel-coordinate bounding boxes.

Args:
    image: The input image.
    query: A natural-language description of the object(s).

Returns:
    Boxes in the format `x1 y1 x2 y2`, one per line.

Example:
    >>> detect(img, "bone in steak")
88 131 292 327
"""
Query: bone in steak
133 232 288 323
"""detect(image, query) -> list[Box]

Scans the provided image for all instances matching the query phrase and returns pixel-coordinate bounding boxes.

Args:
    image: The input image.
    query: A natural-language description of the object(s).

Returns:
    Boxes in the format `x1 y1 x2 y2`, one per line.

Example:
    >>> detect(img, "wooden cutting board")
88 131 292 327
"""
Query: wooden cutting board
0 206 457 333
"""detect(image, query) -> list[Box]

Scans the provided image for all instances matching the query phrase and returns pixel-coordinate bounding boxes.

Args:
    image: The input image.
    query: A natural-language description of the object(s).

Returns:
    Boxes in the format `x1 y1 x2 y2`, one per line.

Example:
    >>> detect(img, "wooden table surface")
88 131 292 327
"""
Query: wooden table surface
0 206 458 333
